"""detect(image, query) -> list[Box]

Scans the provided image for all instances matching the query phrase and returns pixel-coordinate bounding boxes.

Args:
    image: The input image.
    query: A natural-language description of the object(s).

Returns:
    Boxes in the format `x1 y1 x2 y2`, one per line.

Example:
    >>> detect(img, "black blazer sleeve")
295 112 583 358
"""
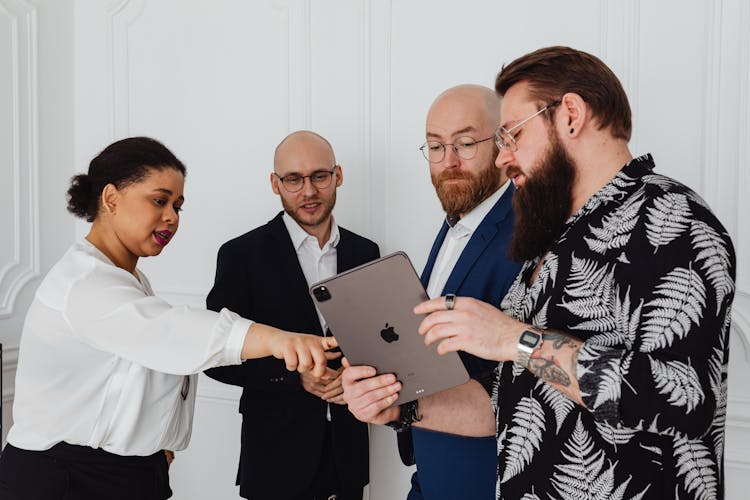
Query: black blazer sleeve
204 241 251 386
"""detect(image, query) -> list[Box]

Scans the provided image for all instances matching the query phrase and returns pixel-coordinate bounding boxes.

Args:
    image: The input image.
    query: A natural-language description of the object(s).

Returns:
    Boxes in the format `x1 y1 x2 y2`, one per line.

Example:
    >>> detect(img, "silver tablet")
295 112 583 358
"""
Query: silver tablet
310 251 469 406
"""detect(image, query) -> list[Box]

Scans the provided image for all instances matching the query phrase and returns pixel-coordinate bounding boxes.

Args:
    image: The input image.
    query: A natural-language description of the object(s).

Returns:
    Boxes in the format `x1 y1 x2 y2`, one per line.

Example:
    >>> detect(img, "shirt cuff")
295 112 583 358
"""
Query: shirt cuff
223 312 253 365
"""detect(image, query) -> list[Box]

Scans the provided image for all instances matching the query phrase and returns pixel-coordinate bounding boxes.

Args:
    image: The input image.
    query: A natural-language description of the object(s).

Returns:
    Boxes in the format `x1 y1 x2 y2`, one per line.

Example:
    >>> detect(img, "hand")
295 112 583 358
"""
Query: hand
341 358 401 424
243 323 339 379
414 296 526 362
321 368 346 405
164 450 174 469
300 366 339 399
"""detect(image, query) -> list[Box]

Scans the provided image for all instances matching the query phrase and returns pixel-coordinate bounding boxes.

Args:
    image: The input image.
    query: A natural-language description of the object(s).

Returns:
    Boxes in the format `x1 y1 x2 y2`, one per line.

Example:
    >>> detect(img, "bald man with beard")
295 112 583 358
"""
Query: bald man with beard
343 85 522 499
206 131 379 500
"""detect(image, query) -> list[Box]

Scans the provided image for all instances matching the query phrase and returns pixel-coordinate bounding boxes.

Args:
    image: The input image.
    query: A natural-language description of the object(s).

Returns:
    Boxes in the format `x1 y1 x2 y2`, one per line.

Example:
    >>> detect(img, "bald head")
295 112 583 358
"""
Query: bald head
274 130 336 171
427 84 501 134
424 84 506 219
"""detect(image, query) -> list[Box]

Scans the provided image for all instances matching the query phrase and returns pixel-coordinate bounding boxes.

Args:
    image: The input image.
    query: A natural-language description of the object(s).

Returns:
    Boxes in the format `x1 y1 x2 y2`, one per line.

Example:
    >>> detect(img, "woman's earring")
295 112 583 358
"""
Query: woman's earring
569 128 575 134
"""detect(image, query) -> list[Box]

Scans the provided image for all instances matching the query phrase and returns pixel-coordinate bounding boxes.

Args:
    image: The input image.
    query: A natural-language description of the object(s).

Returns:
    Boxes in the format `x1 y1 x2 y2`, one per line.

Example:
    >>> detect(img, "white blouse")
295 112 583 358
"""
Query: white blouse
7 240 251 456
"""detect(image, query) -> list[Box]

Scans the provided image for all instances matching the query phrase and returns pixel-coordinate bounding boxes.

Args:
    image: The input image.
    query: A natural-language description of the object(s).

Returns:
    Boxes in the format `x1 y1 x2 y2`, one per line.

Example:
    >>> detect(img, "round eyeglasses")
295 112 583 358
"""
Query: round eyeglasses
494 100 561 153
419 136 494 163
274 168 337 193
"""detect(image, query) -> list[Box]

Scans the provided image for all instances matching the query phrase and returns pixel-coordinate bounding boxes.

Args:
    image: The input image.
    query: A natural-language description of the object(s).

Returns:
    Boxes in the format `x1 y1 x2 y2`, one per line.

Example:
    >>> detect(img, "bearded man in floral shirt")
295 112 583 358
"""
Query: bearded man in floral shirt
346 46 734 499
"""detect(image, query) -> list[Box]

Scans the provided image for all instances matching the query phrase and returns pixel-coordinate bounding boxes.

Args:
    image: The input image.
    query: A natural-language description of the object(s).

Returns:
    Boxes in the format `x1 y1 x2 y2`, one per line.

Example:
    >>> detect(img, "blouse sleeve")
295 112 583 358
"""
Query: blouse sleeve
62 261 251 375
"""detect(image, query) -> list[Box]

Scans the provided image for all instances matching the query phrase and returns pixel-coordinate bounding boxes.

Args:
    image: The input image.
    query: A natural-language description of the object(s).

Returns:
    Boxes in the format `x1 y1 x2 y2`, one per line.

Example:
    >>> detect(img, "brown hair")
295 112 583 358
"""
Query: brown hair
495 46 631 141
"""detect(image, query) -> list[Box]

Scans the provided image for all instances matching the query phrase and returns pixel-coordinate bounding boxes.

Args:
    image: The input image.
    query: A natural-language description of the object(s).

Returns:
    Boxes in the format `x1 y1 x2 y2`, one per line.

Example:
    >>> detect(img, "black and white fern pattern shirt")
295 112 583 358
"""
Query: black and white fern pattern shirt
493 154 735 500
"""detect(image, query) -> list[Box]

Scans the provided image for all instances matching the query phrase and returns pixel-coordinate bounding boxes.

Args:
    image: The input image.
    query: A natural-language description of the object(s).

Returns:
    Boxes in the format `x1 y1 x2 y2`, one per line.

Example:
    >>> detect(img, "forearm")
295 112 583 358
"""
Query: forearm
240 322 273 359
528 327 719 439
413 380 495 437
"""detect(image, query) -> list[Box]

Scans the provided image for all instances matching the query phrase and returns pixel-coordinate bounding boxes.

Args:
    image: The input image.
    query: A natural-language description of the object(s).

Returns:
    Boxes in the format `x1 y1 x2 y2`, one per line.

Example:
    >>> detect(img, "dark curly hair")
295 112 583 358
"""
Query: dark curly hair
67 137 186 222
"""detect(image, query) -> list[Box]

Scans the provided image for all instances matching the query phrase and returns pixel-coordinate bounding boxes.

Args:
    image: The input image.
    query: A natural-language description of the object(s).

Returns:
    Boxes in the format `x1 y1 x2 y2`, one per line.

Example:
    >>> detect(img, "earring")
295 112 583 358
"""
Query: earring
569 128 575 134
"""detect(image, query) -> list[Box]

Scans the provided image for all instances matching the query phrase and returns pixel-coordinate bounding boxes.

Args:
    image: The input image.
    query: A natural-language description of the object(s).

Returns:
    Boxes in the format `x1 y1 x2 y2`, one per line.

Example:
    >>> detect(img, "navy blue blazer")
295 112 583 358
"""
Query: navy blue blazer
398 183 522 465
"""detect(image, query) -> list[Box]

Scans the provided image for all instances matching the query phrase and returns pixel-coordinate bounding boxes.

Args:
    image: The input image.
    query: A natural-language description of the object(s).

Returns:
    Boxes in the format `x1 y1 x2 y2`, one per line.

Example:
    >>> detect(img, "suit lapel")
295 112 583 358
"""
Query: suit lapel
442 183 515 294
336 230 355 273
421 222 449 287
267 213 324 335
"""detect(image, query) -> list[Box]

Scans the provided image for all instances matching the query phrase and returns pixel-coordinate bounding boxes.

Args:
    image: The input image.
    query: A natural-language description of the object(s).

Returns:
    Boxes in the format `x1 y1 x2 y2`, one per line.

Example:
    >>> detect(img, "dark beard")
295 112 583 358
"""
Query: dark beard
509 131 575 263
432 163 503 219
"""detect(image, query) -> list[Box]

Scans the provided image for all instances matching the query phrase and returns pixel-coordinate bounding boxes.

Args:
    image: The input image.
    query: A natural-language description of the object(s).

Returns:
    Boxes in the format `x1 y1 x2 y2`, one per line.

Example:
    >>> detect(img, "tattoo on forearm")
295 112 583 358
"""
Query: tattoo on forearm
521 329 589 406
543 330 581 350
528 356 571 386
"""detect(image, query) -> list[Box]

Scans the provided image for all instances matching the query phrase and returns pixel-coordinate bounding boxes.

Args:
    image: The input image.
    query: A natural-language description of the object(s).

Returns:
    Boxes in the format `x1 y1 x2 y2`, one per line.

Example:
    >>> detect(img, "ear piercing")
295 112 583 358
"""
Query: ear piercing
569 128 575 134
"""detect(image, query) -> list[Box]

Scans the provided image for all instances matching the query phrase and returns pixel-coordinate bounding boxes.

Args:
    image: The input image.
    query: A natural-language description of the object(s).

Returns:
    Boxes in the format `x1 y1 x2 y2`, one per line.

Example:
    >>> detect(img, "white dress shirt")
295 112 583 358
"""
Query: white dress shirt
283 213 339 420
8 239 250 456
426 180 511 299
282 212 339 333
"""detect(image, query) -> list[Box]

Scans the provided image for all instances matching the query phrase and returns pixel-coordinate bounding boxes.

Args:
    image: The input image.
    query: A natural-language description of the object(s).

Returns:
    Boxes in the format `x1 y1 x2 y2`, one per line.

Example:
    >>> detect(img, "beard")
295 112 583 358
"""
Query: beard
431 162 503 220
282 190 336 230
508 130 575 263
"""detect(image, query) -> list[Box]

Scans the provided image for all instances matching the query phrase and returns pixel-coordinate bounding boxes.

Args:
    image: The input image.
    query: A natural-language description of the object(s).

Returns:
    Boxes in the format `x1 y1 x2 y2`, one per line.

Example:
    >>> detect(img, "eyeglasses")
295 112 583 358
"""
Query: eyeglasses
419 136 494 163
274 168 337 193
494 100 561 153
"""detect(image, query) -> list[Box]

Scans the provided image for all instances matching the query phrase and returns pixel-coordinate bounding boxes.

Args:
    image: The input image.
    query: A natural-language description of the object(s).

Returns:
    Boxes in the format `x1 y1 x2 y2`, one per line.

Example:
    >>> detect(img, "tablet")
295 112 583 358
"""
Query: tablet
310 251 469 406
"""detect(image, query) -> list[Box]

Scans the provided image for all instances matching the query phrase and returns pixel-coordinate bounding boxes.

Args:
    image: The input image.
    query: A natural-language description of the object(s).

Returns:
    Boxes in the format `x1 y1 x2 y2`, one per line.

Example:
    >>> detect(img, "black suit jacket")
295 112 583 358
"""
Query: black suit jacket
205 212 379 500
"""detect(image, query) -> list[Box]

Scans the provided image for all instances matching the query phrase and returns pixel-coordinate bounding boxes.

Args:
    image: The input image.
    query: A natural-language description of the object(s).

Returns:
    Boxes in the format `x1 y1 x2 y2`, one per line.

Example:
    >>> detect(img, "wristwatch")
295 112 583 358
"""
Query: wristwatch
385 400 422 432
517 328 544 368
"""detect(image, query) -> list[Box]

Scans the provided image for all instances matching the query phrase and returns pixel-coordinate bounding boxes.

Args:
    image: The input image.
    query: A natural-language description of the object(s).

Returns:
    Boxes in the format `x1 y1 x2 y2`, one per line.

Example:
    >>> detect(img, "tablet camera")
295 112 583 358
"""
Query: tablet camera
313 285 332 302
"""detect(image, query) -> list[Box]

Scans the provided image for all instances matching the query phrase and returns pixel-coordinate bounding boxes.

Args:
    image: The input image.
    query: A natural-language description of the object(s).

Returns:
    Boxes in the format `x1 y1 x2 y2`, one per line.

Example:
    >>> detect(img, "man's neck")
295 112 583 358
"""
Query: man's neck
569 138 632 215
305 216 333 249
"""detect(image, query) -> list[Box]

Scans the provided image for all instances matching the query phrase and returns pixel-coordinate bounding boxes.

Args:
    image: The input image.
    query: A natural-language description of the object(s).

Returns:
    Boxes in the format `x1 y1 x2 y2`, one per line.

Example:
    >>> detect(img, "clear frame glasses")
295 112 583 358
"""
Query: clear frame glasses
494 100 561 153
419 136 494 163
274 167 337 193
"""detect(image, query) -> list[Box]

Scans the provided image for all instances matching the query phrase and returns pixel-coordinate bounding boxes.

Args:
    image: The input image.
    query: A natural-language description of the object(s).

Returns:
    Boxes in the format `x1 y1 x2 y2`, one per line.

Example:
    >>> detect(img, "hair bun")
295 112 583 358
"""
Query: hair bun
67 174 97 221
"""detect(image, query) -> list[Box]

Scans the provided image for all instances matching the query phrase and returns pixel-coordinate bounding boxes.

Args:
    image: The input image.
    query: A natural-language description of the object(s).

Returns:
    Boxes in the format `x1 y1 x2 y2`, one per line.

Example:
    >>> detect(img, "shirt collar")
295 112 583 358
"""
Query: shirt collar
450 179 511 233
282 212 340 251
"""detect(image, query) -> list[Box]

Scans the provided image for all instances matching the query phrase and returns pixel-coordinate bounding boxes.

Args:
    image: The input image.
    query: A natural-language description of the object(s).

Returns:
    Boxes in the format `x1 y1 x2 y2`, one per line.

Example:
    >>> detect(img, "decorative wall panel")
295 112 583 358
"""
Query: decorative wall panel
0 0 38 318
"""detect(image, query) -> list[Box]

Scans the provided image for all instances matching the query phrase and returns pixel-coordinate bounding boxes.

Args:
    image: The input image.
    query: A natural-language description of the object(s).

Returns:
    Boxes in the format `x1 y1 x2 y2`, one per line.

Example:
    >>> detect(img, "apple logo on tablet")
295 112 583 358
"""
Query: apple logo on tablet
380 323 399 343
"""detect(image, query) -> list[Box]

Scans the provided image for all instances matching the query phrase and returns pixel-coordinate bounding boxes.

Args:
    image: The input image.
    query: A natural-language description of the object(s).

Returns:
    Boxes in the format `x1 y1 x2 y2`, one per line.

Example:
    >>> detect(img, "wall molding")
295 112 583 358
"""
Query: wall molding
280 0 312 131
727 394 750 428
736 0 750 292
726 455 750 471
359 0 372 237
701 0 723 205
105 0 146 140
731 292 750 362
365 0 391 249
600 0 640 153
0 0 40 318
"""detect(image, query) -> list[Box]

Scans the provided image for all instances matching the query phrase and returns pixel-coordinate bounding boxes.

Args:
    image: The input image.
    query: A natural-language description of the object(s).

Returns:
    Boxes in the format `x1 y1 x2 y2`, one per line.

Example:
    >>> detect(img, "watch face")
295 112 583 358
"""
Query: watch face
519 330 541 348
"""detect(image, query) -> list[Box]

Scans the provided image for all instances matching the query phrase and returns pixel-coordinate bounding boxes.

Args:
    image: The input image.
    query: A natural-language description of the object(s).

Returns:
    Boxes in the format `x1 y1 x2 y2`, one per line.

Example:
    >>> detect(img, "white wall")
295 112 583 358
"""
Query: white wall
1 1 749 499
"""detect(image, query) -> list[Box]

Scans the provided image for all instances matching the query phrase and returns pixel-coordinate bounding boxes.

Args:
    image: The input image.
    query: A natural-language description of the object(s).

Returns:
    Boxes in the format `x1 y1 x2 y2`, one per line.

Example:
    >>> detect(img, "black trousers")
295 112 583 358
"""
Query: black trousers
0 442 172 500
290 422 363 500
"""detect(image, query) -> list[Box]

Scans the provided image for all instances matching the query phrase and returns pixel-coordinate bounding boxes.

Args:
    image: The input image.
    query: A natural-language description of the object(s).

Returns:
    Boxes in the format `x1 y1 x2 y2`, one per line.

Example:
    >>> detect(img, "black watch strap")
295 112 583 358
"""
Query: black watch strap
385 400 422 432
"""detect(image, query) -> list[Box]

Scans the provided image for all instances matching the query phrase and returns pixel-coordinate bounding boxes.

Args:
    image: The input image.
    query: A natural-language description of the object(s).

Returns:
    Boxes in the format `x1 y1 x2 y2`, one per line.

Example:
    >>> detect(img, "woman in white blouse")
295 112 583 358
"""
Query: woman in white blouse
0 137 338 500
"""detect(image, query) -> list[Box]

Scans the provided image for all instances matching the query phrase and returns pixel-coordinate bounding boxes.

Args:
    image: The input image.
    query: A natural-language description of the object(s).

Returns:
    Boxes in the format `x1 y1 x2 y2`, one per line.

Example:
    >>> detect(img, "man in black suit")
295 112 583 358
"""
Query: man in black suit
205 130 379 500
